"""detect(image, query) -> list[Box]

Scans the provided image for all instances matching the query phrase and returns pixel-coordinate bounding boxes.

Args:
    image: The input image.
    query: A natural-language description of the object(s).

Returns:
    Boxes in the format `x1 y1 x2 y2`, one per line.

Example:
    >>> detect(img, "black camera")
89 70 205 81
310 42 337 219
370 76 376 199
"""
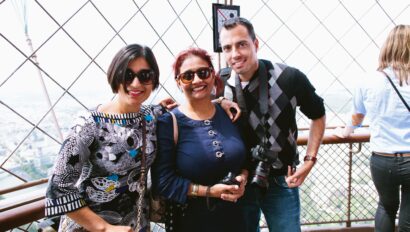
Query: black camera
219 172 240 186
250 144 278 189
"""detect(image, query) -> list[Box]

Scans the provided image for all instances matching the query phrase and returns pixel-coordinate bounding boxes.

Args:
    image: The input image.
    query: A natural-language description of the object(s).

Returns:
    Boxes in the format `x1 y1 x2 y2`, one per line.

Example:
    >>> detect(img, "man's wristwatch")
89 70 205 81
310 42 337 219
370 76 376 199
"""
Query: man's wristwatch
304 155 317 164
215 96 226 104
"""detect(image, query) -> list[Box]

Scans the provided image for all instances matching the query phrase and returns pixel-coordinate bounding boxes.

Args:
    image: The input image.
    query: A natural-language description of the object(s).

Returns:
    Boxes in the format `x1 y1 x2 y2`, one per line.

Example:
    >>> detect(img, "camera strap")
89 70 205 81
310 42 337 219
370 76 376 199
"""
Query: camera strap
234 60 270 141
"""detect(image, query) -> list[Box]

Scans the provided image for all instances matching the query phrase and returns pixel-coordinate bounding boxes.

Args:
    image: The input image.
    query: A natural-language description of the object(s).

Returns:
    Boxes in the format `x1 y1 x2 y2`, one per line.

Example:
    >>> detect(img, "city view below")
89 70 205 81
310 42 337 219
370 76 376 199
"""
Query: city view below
1 0 409 231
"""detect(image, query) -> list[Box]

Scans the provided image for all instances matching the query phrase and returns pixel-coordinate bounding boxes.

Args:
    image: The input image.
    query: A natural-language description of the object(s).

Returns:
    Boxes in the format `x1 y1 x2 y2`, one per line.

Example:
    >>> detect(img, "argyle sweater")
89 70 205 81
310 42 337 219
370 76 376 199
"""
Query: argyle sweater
223 59 325 176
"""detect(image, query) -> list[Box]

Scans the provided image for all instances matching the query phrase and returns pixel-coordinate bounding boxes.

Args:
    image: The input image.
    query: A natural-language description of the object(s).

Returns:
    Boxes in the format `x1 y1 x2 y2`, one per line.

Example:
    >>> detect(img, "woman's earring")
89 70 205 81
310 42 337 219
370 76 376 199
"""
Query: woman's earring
177 84 183 93
175 79 183 93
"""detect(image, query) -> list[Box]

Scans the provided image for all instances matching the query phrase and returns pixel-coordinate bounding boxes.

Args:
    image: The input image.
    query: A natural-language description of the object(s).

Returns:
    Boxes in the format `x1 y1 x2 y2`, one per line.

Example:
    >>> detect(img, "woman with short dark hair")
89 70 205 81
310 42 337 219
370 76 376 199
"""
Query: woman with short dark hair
45 44 163 232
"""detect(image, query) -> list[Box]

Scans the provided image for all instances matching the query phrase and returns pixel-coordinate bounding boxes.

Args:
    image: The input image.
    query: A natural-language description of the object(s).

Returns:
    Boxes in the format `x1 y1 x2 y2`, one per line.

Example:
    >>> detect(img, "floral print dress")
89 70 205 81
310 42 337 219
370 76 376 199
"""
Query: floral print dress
45 105 163 232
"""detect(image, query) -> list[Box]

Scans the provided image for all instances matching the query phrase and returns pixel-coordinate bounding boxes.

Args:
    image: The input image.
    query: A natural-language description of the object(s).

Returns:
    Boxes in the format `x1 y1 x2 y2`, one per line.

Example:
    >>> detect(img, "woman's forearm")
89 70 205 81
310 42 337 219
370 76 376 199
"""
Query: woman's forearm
67 206 109 232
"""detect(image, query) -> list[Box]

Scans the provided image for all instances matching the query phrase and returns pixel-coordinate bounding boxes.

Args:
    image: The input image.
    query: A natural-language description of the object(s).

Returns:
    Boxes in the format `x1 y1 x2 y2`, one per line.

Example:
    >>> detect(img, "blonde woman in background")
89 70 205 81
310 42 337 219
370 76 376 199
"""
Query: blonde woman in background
336 25 410 232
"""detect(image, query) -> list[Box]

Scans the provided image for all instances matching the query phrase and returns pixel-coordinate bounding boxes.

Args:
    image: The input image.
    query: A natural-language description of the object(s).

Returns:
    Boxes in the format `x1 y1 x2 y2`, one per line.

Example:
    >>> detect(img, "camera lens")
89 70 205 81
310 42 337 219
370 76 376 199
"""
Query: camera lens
251 161 271 188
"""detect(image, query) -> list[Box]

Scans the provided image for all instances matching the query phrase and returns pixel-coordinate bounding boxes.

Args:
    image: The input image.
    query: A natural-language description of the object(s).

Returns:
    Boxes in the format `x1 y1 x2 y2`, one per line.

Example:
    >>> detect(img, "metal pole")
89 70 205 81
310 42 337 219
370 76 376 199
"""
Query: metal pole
217 0 232 71
347 143 353 227
347 142 362 227
25 33 63 142
12 1 62 140
218 0 221 69
0 178 48 195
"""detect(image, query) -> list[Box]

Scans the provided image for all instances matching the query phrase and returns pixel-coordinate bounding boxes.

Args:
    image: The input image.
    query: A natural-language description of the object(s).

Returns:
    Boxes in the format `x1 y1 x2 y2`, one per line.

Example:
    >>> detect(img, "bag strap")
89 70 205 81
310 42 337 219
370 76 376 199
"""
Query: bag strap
381 70 410 112
137 119 147 231
140 119 147 174
169 111 178 144
218 67 232 97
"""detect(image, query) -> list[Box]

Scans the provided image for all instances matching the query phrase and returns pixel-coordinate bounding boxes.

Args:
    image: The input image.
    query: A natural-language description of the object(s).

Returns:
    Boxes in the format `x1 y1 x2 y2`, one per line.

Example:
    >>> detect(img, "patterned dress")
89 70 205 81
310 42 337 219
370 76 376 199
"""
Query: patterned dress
45 105 163 232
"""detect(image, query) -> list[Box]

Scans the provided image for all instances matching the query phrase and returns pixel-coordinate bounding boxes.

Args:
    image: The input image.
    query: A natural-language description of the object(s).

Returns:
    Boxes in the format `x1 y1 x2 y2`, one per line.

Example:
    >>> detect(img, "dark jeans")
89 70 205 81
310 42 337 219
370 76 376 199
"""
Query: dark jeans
370 153 410 232
240 175 301 232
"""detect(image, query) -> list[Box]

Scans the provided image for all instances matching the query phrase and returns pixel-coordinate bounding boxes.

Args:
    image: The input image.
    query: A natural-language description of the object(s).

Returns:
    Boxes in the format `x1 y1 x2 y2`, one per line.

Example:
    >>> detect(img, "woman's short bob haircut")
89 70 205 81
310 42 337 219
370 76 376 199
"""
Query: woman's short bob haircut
107 44 160 93
172 47 223 96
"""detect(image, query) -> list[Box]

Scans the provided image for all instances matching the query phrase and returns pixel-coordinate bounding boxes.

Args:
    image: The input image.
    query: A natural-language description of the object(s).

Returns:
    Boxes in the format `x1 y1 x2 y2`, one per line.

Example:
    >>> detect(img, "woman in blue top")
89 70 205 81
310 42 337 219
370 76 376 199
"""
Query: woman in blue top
152 48 248 232
336 25 410 232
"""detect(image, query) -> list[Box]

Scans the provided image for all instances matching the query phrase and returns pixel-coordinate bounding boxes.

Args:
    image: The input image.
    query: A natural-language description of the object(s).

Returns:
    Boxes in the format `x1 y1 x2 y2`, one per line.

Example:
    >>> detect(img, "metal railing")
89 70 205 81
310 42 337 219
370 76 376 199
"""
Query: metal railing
2 0 407 231
0 131 376 232
299 131 376 228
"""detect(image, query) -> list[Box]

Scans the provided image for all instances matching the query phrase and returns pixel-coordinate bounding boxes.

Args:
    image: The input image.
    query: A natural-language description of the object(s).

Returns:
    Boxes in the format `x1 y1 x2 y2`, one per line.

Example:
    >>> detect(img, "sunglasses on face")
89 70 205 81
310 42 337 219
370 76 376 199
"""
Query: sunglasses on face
177 67 213 84
125 68 155 85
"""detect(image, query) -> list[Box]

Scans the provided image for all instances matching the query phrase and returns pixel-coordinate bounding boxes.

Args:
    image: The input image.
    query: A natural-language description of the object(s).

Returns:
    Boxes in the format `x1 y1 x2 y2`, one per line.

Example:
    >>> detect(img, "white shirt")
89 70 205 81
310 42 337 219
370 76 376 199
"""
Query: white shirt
353 67 410 153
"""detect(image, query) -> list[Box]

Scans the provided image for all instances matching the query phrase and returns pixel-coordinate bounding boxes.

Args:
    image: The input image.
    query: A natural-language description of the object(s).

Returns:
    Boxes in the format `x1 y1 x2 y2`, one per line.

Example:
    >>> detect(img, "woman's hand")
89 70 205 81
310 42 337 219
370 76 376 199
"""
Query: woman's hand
220 99 241 122
334 113 364 138
67 207 133 232
103 225 132 232
221 183 245 203
220 171 247 202
208 183 240 202
333 126 354 138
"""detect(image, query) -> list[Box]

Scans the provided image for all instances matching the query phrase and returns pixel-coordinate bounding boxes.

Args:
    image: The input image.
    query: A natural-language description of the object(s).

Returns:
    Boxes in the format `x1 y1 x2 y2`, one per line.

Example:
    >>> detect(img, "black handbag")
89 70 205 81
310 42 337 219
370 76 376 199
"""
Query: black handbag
148 183 166 223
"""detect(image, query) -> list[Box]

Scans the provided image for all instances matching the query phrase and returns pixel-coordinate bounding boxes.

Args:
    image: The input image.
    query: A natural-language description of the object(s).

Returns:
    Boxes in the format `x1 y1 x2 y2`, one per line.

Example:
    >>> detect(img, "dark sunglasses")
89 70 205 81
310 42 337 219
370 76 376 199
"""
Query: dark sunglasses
177 67 213 84
124 68 155 85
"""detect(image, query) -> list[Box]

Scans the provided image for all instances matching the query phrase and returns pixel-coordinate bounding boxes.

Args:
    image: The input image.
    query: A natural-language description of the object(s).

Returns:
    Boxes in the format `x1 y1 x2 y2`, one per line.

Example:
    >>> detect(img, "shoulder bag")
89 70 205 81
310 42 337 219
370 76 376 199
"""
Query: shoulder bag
147 111 179 223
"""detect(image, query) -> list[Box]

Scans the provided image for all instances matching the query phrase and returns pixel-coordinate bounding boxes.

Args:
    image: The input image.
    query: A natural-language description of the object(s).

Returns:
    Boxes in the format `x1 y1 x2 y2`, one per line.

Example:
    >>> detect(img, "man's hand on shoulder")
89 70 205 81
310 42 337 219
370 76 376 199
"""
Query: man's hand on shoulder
159 97 178 110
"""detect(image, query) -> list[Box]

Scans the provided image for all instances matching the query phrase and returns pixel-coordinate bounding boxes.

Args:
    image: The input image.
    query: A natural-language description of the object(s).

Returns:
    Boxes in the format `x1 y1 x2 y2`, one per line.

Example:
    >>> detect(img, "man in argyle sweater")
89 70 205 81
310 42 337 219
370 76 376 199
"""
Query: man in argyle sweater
219 17 326 232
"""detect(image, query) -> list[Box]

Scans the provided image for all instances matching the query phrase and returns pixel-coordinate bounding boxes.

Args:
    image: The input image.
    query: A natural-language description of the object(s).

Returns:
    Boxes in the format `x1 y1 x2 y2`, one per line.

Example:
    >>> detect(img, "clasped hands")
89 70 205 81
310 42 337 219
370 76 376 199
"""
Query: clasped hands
209 174 247 203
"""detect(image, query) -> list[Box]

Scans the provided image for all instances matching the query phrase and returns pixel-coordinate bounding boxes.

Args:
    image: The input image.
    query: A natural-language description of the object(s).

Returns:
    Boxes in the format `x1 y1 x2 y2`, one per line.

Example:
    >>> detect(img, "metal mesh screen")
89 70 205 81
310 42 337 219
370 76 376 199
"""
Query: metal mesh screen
1 0 408 231
299 142 377 227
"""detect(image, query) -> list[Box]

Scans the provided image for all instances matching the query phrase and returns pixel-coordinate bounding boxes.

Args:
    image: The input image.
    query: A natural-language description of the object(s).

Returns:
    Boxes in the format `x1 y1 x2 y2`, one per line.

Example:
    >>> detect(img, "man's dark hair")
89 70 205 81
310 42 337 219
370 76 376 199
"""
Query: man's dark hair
222 17 256 41
107 44 160 93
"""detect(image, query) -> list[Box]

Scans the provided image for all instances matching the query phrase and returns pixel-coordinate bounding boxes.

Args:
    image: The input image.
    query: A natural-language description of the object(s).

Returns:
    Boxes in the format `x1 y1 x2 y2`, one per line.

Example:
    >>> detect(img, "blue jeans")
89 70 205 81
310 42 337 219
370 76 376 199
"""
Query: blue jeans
240 175 301 232
370 153 410 232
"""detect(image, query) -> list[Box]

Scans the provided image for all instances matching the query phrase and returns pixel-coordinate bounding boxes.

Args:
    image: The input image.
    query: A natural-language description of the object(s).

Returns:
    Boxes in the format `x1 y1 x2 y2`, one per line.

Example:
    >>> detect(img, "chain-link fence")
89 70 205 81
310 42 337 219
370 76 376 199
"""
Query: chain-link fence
299 142 377 228
1 0 408 231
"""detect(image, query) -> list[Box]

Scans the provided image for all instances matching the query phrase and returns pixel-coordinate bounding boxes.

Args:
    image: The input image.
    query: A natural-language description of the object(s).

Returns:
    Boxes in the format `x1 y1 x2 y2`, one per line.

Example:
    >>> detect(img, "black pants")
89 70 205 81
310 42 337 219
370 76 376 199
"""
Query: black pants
371 153 410 232
165 197 245 232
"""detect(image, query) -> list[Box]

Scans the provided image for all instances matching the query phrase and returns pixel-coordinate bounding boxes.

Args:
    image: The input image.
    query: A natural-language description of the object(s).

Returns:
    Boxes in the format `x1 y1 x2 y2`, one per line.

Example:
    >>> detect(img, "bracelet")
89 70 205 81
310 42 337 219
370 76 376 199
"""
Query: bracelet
304 155 317 164
191 184 199 196
216 96 226 104
206 186 211 197
206 186 216 211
